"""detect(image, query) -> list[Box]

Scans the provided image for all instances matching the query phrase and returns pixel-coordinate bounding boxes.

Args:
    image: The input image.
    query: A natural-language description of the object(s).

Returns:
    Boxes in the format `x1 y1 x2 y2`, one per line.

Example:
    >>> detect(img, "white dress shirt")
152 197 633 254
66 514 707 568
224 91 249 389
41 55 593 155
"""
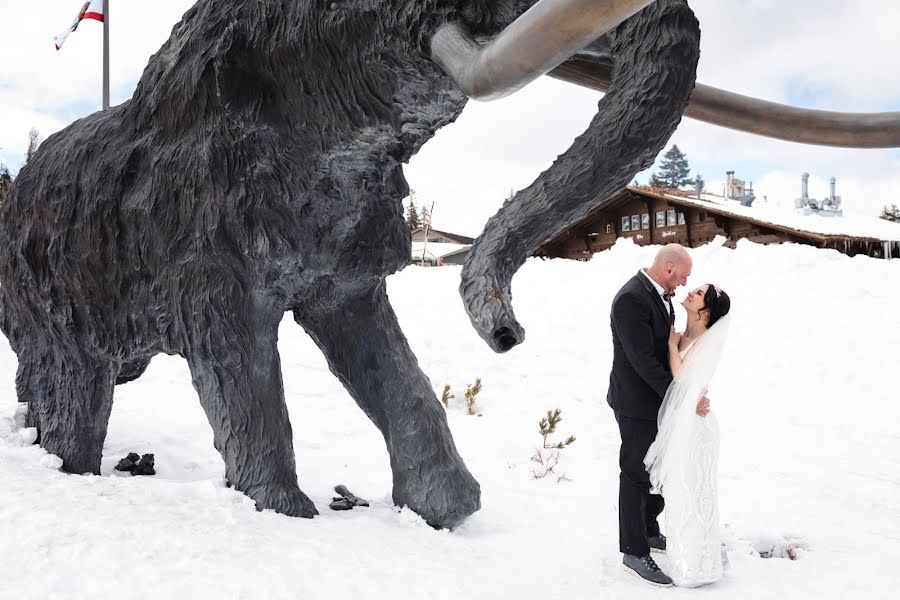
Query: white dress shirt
641 269 675 325
640 269 668 302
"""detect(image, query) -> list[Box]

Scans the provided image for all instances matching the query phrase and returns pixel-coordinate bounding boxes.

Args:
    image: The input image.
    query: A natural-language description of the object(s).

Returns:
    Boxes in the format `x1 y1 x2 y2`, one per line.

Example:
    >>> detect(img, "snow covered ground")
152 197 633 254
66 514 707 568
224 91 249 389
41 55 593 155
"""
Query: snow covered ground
1 238 898 599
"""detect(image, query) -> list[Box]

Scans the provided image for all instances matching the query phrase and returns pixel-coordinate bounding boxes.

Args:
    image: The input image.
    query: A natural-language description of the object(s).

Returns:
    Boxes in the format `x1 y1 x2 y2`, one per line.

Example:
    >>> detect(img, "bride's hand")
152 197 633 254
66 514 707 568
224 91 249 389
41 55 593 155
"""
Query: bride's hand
668 327 682 349
696 395 711 417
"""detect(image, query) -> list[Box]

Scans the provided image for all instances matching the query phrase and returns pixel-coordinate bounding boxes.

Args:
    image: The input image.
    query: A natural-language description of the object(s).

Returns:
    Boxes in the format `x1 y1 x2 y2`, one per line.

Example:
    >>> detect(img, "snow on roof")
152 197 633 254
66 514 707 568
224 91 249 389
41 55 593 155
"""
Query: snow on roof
410 242 470 260
663 191 900 242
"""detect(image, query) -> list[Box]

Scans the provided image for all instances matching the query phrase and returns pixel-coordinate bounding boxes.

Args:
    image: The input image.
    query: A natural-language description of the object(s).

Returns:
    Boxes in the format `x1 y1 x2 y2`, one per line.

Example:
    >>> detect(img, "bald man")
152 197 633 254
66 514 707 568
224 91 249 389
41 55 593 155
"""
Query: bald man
608 244 692 586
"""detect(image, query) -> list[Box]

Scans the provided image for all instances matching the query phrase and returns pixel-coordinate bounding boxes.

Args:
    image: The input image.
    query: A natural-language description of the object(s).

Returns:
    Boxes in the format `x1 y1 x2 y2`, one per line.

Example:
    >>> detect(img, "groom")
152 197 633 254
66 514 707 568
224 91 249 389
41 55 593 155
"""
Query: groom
608 244 692 587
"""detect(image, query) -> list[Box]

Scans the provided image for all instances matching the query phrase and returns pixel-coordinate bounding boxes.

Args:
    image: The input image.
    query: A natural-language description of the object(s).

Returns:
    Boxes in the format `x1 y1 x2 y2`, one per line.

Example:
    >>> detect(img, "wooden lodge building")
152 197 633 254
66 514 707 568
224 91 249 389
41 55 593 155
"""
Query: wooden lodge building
410 227 475 245
409 227 474 266
537 187 900 260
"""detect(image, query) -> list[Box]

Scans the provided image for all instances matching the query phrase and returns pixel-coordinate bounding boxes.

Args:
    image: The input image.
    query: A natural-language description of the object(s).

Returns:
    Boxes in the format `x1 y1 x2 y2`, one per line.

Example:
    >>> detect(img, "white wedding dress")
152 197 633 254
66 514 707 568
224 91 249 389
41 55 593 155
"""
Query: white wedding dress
644 316 731 588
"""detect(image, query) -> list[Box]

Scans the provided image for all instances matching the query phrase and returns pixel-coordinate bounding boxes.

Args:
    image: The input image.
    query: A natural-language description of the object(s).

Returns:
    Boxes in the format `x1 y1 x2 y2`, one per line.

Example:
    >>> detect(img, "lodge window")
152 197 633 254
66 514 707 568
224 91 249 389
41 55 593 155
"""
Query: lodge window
699 211 706 222
667 209 677 226
678 212 686 225
656 211 665 227
642 213 650 229
622 216 630 232
631 215 640 231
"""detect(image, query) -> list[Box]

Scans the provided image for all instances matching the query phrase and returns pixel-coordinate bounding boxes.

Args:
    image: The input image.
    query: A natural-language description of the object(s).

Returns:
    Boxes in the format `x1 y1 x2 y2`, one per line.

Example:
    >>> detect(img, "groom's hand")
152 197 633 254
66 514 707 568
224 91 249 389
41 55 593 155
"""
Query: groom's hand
696 396 711 417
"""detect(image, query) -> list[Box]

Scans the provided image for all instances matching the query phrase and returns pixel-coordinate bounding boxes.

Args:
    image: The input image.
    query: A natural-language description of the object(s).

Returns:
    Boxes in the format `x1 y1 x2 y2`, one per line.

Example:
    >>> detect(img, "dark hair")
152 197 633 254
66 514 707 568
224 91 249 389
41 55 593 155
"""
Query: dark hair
701 284 731 328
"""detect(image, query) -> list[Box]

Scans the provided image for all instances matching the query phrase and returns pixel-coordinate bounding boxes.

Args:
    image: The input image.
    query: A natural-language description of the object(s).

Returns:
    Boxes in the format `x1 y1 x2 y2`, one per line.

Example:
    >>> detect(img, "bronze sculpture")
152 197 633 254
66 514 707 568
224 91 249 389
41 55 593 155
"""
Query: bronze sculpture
1 0 896 529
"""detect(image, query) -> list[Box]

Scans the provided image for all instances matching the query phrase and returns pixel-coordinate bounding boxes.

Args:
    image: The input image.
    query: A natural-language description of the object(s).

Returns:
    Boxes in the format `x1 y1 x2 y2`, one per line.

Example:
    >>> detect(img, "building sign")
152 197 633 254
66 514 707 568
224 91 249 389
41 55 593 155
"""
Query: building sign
662 230 678 238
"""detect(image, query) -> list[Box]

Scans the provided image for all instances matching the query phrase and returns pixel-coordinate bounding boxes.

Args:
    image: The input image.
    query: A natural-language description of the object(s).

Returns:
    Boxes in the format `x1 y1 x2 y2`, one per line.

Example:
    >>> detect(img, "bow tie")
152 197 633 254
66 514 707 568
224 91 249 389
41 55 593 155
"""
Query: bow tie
662 293 672 301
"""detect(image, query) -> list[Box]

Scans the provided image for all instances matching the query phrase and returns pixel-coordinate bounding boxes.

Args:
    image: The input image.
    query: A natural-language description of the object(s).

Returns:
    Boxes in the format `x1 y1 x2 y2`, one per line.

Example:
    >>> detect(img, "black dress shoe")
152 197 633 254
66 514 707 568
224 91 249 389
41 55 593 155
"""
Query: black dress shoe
328 485 369 511
648 534 667 554
115 452 141 472
623 554 673 587
131 453 156 476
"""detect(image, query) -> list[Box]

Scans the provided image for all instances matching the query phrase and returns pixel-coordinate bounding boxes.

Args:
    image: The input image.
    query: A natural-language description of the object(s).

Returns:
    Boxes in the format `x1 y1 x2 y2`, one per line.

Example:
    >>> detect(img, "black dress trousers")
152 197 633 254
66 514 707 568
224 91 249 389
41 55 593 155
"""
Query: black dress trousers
615 411 665 556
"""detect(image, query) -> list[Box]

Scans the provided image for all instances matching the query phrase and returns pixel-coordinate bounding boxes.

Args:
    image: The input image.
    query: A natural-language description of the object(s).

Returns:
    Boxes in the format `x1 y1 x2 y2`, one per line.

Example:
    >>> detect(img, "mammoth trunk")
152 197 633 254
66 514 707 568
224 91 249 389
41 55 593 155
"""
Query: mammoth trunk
459 0 700 353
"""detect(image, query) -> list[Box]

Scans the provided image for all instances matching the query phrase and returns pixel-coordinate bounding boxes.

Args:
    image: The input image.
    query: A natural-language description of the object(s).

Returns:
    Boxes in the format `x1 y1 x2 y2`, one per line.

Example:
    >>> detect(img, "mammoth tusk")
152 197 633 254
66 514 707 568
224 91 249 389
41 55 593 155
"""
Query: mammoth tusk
430 0 656 101
550 58 900 149
686 85 900 149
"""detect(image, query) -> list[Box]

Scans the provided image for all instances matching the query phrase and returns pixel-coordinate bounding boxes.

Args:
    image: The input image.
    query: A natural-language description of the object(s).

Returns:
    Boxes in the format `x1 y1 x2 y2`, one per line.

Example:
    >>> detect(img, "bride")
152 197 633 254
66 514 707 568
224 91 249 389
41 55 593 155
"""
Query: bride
644 283 731 587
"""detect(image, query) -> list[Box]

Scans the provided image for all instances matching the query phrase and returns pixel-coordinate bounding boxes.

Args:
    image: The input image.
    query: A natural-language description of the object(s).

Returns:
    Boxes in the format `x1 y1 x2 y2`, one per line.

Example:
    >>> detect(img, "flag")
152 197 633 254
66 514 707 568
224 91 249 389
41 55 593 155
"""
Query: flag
54 0 105 51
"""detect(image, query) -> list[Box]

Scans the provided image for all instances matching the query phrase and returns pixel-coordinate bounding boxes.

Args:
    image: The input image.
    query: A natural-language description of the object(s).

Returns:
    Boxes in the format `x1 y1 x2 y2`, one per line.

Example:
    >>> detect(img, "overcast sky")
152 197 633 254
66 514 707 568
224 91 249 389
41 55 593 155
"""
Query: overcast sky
1 0 898 236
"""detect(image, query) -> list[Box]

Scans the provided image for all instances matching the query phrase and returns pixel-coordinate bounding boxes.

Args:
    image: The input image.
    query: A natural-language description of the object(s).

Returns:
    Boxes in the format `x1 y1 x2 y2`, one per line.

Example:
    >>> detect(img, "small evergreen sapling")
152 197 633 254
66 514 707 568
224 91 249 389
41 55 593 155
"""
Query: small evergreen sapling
464 378 482 416
440 384 454 407
438 379 482 415
532 409 576 481
539 408 576 449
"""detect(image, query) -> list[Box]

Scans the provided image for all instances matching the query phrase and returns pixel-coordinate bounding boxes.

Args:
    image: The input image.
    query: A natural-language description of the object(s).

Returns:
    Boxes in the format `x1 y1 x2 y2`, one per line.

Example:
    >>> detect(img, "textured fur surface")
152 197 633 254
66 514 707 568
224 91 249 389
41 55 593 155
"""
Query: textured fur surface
0 0 699 529
460 0 700 352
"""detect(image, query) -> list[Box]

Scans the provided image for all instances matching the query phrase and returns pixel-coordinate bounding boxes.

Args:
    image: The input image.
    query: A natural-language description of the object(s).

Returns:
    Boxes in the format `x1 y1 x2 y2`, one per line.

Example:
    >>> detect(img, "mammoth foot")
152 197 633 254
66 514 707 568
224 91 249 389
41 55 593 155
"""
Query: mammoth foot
251 485 319 519
50 441 103 476
392 461 481 530
39 419 106 475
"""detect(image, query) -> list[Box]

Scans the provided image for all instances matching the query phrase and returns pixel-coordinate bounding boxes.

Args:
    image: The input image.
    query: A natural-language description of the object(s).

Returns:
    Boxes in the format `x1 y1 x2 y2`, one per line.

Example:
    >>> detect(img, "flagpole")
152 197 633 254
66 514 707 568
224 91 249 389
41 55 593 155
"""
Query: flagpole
102 0 110 110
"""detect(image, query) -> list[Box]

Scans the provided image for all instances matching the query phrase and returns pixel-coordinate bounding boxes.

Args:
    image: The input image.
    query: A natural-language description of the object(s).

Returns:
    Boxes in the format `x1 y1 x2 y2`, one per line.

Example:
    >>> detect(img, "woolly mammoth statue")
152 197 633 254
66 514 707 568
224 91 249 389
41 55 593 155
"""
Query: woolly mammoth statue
2 0 897 529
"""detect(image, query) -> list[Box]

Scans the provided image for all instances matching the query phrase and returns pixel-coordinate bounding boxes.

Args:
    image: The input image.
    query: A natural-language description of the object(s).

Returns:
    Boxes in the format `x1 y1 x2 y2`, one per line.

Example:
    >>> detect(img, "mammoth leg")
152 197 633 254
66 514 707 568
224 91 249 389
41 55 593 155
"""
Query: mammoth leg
17 342 117 474
294 279 480 530
184 296 317 518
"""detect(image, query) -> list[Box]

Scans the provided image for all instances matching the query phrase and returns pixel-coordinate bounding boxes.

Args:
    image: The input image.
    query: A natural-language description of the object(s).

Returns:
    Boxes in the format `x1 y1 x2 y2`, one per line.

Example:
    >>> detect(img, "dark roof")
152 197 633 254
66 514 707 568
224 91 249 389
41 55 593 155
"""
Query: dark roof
441 246 471 258
411 227 475 244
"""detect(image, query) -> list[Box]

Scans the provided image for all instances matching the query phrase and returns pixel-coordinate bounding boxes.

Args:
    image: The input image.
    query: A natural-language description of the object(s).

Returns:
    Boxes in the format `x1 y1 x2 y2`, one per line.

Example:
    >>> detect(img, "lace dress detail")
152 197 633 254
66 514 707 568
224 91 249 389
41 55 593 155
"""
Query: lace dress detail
661 343 722 587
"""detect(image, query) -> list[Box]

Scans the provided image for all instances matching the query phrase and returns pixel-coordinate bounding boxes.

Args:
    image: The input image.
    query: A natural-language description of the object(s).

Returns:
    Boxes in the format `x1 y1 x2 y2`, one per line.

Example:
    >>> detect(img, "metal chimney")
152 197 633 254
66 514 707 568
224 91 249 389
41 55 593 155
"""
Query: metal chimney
725 170 734 199
830 177 836 201
801 172 809 199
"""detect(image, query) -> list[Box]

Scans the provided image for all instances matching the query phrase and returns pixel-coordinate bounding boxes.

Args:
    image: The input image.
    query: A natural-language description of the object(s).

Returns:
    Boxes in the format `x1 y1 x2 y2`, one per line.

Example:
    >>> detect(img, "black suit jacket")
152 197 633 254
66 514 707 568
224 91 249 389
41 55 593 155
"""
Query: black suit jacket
607 272 674 420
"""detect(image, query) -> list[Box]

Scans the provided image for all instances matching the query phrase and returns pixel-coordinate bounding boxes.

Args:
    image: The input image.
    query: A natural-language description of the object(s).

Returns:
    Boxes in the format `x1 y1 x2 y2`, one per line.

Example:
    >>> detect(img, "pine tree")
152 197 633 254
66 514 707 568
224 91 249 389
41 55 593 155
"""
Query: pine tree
694 173 705 193
406 199 421 230
0 164 12 206
420 203 431 228
502 188 515 206
25 128 42 164
651 144 693 189
880 204 900 223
